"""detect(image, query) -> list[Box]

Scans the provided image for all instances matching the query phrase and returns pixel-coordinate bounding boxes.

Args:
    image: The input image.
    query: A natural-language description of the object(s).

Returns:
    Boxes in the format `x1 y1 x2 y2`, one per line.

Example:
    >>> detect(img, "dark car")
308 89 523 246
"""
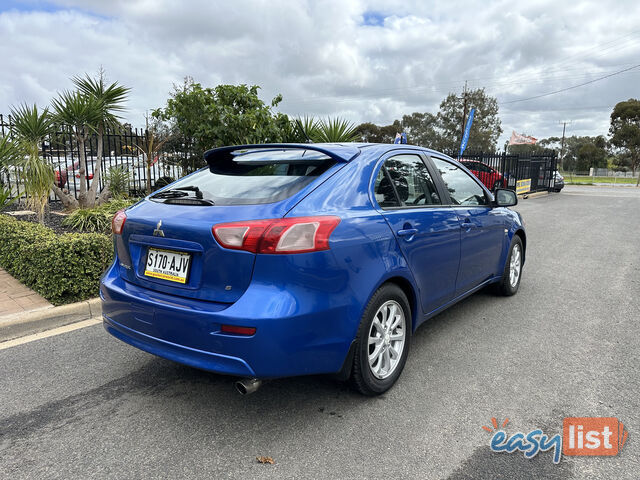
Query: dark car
101 143 526 396
460 160 507 191
552 171 564 192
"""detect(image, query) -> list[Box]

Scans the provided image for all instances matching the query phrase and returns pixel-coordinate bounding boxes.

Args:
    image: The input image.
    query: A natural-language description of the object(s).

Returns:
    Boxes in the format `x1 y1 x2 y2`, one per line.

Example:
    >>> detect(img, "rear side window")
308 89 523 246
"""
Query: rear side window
154 149 336 205
374 154 441 208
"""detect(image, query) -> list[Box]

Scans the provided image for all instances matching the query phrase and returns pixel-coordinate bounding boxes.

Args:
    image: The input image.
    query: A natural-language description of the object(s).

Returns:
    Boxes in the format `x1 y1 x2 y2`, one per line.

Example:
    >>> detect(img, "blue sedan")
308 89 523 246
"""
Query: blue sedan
101 143 525 395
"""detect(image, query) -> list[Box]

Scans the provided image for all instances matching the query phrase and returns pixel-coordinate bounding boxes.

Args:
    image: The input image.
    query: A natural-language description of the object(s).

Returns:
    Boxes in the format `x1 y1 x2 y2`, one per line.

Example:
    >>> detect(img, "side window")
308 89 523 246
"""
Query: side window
432 158 489 206
374 154 441 208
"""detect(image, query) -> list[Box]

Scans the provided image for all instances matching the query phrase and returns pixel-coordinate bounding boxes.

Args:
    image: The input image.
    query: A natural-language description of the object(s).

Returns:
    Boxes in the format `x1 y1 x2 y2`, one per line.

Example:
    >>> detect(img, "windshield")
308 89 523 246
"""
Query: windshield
153 148 336 205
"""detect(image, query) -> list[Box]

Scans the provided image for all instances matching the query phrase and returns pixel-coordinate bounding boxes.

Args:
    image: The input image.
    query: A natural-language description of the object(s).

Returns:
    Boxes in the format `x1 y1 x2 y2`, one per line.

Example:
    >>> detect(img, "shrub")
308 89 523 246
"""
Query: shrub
0 215 113 305
62 198 139 233
0 186 15 211
104 165 130 197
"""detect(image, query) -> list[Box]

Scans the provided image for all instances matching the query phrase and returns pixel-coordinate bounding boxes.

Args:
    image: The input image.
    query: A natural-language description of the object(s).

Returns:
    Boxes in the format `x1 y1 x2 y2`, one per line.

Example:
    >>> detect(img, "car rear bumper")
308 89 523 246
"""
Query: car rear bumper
100 263 356 378
103 314 256 376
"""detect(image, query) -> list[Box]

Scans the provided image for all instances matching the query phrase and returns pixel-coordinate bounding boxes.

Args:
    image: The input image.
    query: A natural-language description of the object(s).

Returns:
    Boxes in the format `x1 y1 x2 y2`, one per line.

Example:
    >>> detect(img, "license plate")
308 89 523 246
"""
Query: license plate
144 248 191 284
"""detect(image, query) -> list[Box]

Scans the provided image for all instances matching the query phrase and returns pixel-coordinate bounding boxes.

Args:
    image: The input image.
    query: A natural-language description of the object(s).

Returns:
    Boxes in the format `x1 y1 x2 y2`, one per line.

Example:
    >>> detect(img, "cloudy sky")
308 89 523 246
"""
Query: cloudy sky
1 0 639 147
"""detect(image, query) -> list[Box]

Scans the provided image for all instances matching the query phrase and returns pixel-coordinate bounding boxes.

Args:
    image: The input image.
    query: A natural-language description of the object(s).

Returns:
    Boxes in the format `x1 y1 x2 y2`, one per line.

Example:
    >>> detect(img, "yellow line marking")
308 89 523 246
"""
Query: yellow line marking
0 318 102 351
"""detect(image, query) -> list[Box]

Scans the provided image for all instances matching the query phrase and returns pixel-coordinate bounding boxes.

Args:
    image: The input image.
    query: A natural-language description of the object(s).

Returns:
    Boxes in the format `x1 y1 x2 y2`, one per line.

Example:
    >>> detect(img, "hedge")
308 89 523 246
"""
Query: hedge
0 215 113 305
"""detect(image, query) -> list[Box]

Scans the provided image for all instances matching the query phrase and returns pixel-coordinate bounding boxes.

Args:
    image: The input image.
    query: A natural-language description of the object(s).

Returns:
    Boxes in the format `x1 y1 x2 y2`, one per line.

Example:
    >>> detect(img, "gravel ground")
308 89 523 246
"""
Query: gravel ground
2 201 75 234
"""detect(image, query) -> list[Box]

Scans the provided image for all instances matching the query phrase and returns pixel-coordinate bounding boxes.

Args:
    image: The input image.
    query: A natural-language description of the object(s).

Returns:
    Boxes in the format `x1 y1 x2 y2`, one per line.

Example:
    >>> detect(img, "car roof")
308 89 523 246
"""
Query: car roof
204 142 455 165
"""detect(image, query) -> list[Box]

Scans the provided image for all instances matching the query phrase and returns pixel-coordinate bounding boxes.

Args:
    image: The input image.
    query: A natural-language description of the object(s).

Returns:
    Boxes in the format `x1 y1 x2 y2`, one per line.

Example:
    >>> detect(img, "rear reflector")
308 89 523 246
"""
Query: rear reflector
221 325 256 335
112 210 127 235
212 216 340 254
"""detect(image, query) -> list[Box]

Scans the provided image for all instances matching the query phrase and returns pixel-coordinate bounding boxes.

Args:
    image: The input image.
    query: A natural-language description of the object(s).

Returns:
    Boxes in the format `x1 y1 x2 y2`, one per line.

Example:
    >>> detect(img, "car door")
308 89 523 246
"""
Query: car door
373 152 460 315
430 157 505 296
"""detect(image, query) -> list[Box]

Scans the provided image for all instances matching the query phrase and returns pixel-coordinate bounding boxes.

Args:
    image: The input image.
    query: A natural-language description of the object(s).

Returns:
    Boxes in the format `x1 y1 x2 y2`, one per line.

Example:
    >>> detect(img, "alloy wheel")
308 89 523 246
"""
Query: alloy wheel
510 244 521 288
368 300 406 379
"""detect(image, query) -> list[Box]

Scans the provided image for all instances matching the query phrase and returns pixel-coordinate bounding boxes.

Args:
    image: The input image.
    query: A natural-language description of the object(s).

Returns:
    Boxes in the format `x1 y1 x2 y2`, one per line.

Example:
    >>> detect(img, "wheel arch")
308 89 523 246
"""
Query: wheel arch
514 228 526 264
380 275 419 332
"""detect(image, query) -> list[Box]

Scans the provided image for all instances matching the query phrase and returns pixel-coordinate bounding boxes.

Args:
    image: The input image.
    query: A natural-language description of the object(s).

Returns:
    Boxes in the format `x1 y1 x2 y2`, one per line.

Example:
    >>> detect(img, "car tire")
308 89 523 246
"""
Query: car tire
495 236 523 296
351 284 412 396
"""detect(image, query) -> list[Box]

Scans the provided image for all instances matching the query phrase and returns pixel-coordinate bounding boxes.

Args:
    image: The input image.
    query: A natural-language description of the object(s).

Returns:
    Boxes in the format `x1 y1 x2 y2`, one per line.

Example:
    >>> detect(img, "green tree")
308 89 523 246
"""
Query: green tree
576 140 607 171
354 121 401 143
400 112 439 148
9 104 55 223
153 79 288 172
609 99 640 185
436 88 502 152
554 136 608 173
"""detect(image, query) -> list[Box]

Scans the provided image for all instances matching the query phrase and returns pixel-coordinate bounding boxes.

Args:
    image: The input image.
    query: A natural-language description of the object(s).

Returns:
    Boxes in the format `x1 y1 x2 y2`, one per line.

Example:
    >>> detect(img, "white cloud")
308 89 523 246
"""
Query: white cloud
1 0 639 146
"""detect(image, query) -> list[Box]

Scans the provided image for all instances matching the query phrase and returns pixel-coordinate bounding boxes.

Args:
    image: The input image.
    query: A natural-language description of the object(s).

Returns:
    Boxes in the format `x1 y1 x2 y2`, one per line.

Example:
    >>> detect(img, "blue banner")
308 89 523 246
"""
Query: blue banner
459 108 475 157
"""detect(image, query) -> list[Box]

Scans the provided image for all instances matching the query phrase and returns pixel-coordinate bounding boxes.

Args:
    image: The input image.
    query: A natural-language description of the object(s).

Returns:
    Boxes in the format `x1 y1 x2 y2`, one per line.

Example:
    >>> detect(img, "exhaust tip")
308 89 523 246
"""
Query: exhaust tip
235 378 262 395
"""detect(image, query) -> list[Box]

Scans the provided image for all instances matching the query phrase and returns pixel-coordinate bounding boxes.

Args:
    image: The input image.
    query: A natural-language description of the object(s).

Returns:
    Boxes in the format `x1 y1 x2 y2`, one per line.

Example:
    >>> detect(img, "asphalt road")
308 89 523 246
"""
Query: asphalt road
1 185 639 479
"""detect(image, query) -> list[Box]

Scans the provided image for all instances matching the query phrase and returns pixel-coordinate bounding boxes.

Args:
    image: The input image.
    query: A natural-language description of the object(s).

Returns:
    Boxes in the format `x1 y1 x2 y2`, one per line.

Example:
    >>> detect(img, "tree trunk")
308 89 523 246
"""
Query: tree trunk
146 157 152 194
88 125 104 206
51 184 79 210
76 129 89 208
97 184 112 204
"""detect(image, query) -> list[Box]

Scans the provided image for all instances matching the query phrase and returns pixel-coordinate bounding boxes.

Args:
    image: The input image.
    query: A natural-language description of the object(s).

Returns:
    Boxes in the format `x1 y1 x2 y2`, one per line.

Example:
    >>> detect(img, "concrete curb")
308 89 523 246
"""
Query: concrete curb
519 190 550 200
0 298 101 343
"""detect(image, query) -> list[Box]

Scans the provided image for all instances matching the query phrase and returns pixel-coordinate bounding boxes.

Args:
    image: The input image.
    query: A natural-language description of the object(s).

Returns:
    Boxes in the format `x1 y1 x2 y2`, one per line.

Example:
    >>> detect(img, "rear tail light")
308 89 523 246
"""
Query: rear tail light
112 210 127 235
212 216 340 254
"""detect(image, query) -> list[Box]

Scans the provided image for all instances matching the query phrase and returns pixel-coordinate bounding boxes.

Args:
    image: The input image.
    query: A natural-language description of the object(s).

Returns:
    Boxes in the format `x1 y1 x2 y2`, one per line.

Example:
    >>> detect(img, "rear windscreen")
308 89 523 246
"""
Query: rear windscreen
154 149 336 205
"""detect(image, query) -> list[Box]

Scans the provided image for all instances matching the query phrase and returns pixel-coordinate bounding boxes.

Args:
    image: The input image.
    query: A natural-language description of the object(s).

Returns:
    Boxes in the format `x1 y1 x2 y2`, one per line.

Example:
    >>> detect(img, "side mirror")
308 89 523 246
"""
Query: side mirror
494 188 517 207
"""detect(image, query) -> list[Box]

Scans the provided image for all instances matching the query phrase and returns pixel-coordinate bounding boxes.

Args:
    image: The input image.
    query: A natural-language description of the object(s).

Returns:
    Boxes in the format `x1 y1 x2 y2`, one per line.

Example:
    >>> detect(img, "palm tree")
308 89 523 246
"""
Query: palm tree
135 120 171 194
0 134 21 210
0 133 21 170
72 72 130 205
315 117 360 143
290 116 320 143
9 104 55 223
51 90 101 208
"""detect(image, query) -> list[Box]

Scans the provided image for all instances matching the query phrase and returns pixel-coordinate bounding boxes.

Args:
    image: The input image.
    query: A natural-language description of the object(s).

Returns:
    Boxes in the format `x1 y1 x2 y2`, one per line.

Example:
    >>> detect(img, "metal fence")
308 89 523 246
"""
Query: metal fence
445 150 558 193
0 114 186 202
1 113 559 203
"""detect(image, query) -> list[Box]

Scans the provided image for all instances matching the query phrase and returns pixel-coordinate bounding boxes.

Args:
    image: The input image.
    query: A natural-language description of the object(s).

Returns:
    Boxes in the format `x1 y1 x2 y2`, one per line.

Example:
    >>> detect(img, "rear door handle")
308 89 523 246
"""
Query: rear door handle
460 218 474 229
397 228 418 237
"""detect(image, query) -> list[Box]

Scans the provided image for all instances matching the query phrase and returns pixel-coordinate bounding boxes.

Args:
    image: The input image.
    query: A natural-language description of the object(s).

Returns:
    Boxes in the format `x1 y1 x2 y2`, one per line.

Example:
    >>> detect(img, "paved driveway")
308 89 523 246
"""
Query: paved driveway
1 185 639 479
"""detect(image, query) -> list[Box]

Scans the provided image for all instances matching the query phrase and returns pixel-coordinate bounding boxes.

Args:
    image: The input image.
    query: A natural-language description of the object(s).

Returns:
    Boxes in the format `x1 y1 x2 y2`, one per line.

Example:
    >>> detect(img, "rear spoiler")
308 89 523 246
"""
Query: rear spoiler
204 143 361 168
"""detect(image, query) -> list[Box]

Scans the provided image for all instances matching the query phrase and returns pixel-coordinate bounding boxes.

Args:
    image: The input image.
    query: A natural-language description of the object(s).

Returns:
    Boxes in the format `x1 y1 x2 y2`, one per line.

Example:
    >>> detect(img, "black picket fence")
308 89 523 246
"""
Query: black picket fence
0 114 186 203
445 150 559 193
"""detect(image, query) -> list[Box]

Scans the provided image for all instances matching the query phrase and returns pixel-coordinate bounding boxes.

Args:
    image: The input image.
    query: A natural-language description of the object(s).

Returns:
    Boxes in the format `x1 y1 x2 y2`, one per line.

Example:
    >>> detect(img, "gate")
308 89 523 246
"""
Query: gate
448 151 558 194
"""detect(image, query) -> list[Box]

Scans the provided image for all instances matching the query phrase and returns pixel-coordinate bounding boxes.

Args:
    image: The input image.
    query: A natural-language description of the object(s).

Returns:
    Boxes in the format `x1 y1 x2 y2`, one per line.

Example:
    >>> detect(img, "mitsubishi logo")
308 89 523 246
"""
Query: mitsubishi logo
153 220 165 237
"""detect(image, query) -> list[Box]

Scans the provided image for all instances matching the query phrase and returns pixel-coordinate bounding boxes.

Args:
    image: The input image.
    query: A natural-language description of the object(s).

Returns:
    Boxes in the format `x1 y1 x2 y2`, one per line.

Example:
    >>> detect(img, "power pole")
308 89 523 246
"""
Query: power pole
558 120 571 170
461 80 468 145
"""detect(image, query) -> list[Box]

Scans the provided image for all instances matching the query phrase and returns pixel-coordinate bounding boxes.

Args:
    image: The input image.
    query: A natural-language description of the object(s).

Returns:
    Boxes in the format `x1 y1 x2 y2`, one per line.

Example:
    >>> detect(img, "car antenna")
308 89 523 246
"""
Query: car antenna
296 118 313 143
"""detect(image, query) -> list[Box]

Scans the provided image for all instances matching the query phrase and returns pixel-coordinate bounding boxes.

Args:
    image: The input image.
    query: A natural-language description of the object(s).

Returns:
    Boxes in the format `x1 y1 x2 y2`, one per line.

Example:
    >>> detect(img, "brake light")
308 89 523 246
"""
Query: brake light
112 210 127 235
212 216 340 254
